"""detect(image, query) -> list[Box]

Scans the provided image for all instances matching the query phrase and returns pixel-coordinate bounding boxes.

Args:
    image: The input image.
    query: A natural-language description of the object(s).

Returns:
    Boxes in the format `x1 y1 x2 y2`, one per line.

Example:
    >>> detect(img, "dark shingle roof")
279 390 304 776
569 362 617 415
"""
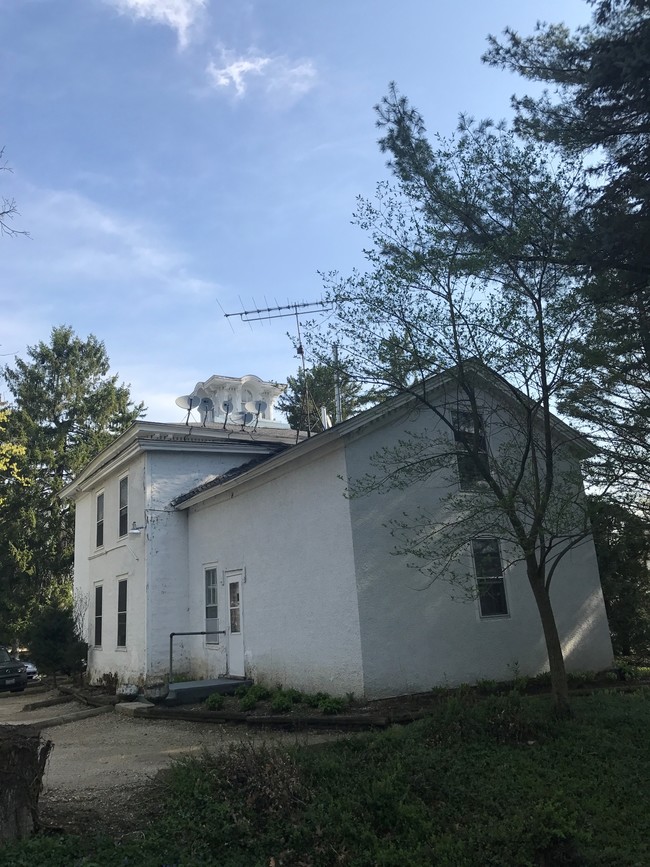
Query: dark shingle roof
170 448 289 506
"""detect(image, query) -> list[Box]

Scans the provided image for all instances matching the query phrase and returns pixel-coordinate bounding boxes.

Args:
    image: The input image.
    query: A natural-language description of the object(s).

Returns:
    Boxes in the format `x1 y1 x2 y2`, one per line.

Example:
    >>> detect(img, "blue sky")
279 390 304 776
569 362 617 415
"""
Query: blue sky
1 0 590 420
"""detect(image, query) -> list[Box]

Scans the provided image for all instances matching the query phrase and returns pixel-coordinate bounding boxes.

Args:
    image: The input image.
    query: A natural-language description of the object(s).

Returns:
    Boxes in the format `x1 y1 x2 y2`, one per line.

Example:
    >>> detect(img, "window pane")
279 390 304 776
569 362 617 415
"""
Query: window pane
229 581 241 634
472 539 503 577
96 493 104 547
478 578 508 617
94 586 103 647
117 580 127 647
229 607 241 634
454 410 488 489
205 569 219 644
119 478 128 537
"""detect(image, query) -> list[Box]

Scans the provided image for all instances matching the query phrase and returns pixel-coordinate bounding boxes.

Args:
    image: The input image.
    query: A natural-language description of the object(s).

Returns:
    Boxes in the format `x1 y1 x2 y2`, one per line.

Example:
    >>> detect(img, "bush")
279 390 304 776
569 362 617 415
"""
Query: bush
304 691 331 708
318 697 346 715
28 604 88 685
245 683 273 701
205 692 224 711
270 691 293 713
238 692 258 712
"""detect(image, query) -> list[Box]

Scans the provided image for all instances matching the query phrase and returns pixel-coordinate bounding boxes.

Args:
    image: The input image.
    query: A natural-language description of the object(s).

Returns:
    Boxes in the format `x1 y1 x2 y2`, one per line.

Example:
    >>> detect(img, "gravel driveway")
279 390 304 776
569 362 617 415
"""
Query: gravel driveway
1 686 344 836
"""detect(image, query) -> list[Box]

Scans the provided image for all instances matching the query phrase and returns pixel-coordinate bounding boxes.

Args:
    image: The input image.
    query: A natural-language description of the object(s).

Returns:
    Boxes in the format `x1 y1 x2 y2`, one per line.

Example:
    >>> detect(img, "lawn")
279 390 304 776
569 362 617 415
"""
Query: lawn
2 688 649 866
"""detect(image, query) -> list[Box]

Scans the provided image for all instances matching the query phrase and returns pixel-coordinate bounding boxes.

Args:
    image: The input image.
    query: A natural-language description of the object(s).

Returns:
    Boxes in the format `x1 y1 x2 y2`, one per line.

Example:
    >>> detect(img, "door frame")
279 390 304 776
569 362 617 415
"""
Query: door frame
223 568 245 676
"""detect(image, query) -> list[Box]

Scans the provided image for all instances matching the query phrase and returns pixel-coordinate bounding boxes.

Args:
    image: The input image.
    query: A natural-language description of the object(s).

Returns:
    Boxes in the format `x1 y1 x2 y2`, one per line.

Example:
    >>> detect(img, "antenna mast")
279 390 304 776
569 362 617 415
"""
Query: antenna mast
223 299 332 437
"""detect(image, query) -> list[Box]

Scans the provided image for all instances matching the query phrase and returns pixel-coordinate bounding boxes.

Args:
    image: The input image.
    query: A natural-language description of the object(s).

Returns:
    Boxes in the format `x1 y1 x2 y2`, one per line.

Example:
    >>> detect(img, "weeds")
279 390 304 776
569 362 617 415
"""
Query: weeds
2 690 649 865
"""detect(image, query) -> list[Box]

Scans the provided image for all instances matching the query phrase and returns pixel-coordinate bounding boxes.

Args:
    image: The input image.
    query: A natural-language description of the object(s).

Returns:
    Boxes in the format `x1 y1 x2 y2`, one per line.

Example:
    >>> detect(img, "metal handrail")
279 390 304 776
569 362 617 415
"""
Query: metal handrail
169 630 226 681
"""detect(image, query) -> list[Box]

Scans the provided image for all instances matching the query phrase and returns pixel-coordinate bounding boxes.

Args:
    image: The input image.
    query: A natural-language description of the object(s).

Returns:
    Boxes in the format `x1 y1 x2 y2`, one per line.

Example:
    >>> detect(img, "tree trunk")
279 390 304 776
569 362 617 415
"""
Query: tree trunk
528 573 571 718
0 725 52 841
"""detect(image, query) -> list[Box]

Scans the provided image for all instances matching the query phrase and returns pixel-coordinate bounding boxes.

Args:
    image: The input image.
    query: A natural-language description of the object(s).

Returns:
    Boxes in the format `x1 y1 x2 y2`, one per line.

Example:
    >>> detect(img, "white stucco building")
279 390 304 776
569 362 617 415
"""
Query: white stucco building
62 367 613 698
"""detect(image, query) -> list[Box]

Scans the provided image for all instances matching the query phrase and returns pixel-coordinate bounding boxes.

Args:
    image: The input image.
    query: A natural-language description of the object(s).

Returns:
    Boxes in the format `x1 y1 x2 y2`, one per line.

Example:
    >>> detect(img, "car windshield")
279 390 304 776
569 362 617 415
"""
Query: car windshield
0 648 12 664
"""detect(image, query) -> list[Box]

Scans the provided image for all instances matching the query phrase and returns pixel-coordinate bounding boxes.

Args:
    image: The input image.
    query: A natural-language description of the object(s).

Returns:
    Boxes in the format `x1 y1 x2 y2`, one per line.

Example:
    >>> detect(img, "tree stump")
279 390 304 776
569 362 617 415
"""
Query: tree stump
0 725 52 841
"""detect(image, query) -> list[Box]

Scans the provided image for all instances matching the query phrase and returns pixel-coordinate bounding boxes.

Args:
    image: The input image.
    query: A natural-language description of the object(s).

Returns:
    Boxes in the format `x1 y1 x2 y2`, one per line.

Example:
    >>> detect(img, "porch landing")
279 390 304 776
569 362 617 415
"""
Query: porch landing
165 677 252 706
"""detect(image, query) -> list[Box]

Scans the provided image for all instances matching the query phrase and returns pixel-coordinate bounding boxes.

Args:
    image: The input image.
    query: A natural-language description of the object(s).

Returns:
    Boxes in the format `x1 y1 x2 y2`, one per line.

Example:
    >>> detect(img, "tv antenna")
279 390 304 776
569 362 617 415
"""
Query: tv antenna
223 299 334 436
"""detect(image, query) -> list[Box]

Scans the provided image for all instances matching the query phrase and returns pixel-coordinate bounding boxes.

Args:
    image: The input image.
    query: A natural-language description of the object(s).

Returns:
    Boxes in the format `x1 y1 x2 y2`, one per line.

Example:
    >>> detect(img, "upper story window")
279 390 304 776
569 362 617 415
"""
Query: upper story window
453 409 489 490
472 538 508 617
118 477 128 538
95 492 104 548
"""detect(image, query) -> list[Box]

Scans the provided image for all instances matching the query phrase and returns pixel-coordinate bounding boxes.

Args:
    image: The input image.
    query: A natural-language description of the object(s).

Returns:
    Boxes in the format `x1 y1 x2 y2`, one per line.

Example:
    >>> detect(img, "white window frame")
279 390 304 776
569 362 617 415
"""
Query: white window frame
116 577 128 647
118 476 128 538
205 566 220 645
472 538 509 618
95 491 105 548
94 583 103 647
453 408 489 491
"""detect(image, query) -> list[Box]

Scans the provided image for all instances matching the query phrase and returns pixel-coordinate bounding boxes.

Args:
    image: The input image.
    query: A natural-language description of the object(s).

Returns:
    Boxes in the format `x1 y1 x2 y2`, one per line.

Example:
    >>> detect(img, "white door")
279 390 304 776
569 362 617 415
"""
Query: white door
227 576 244 676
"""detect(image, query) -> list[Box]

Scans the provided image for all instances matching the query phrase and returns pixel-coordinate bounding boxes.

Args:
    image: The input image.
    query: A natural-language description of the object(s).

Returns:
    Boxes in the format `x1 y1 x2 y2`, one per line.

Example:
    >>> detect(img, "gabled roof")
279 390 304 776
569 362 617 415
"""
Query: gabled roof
60 420 302 500
172 359 596 511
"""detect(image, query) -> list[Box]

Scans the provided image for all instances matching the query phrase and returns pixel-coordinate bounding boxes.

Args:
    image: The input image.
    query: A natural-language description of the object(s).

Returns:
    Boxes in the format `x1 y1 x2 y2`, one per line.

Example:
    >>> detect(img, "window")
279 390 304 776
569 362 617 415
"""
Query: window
118 477 128 538
453 409 489 490
95 492 104 548
472 538 508 617
117 579 127 647
94 585 103 646
229 581 241 634
205 568 219 644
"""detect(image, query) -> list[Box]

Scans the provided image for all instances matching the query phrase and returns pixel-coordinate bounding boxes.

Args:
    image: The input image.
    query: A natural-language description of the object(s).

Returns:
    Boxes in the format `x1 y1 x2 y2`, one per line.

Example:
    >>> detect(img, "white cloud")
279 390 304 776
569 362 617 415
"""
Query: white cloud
206 49 317 102
104 0 207 48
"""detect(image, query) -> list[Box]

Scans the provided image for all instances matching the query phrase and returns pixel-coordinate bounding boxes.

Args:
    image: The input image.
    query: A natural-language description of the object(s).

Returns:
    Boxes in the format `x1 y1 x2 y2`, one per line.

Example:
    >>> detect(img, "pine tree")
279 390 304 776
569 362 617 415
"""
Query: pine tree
0 326 144 641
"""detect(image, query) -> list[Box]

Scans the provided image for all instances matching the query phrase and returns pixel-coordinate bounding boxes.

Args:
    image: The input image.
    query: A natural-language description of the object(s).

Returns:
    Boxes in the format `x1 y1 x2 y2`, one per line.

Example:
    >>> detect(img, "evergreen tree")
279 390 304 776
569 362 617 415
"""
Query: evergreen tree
484 0 650 510
277 361 364 432
589 497 650 657
0 326 144 641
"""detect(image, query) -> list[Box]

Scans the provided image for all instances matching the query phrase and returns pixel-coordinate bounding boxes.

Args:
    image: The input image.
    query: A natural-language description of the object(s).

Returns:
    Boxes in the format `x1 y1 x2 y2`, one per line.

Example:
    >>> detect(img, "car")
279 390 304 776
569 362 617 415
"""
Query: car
17 658 40 682
0 646 28 692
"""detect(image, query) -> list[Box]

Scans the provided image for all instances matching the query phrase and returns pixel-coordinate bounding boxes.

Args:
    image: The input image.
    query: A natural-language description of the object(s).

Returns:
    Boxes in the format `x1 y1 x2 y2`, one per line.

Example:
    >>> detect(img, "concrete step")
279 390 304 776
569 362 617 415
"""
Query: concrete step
165 677 252 706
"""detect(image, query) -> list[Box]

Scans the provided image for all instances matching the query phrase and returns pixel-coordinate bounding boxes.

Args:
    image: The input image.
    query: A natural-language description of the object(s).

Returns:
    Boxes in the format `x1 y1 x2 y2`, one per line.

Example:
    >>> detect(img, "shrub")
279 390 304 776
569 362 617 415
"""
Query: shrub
237 683 272 711
247 683 272 701
567 670 592 687
205 692 224 711
304 691 331 708
476 678 498 695
318 697 346 715
270 691 293 713
238 692 258 712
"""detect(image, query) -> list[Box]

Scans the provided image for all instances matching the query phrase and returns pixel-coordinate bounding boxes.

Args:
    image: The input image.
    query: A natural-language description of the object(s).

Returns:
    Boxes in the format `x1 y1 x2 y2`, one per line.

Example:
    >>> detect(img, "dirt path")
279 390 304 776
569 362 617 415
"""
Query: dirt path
1 687 344 836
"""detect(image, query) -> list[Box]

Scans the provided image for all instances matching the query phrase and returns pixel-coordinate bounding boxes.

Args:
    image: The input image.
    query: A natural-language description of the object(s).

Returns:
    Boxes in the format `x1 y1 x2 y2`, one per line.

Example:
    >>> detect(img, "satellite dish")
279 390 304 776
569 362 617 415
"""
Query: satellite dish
222 399 233 414
199 397 214 425
231 411 254 427
175 394 201 425
245 400 267 415
175 394 200 410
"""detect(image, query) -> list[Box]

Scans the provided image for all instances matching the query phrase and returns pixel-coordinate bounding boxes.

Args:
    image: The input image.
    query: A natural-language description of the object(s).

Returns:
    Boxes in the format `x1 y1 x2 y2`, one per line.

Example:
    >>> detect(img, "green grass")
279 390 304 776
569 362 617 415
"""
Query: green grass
3 689 650 865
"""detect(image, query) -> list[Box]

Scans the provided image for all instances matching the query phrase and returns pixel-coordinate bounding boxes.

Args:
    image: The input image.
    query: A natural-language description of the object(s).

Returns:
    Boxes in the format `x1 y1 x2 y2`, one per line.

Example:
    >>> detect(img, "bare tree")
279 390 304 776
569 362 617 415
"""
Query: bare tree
313 88 597 715
0 148 27 239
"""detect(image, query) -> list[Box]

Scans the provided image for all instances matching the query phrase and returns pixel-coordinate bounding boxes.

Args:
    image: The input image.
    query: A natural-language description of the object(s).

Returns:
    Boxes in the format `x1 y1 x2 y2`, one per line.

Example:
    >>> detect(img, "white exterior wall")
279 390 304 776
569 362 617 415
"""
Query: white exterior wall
74 455 148 684
142 450 249 680
186 445 365 697
344 403 613 698
75 444 275 685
